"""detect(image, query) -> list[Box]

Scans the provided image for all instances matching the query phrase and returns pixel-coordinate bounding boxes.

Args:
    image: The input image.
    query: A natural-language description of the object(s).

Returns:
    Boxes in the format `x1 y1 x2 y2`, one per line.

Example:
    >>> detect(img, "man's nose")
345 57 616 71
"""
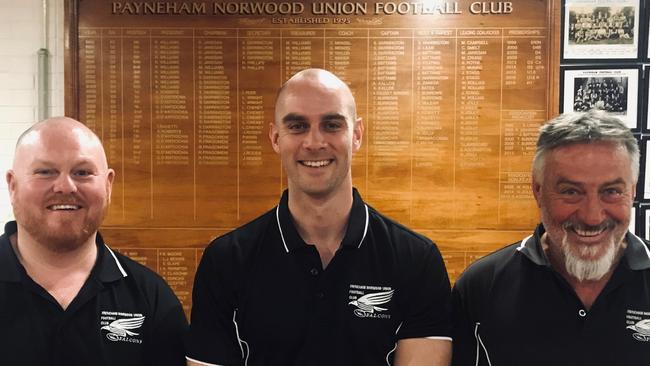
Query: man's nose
53 174 78 194
577 193 607 226
303 128 326 149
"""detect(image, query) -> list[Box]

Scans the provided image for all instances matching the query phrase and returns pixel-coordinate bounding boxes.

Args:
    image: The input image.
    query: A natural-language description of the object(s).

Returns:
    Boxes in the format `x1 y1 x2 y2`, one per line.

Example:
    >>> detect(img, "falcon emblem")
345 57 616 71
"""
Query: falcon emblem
349 290 394 315
627 319 650 341
101 316 146 339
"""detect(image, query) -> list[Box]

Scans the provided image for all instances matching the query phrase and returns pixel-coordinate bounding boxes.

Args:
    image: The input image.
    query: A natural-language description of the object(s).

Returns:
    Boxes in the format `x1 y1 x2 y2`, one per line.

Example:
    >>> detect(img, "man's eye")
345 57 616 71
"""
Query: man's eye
74 170 91 177
34 169 54 176
561 189 578 195
603 188 622 197
288 123 307 132
324 121 343 131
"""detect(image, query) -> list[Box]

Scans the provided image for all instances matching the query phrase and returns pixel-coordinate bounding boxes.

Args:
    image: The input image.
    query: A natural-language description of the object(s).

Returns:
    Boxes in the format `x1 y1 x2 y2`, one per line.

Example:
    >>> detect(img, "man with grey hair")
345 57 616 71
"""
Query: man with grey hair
451 109 650 365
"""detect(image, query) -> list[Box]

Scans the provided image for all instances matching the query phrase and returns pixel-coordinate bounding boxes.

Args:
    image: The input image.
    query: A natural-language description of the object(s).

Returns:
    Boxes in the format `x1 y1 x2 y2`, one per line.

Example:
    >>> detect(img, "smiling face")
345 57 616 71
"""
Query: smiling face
533 141 635 281
6 118 114 252
270 71 363 199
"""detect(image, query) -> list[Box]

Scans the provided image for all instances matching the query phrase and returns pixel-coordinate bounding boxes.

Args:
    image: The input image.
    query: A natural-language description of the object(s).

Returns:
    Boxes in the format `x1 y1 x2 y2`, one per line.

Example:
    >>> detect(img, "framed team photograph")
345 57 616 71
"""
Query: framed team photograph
562 0 641 61
560 65 641 131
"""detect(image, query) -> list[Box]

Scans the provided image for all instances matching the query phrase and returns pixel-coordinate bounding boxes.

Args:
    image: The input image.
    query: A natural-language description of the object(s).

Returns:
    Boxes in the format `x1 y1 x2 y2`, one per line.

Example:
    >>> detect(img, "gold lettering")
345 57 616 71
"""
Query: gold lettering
470 2 513 15
312 2 367 15
112 2 206 15
213 2 303 15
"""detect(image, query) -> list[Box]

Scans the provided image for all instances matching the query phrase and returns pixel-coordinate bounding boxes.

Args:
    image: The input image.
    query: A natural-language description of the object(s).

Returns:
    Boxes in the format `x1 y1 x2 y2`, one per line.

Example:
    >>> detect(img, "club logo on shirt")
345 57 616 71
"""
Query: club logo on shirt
626 309 650 342
100 310 145 344
348 284 394 319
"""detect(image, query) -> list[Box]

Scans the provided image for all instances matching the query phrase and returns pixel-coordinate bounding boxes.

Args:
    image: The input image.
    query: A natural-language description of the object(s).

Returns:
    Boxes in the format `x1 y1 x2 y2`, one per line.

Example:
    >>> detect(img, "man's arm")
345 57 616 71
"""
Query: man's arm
394 338 451 366
185 241 243 366
450 284 477 366
392 239 453 366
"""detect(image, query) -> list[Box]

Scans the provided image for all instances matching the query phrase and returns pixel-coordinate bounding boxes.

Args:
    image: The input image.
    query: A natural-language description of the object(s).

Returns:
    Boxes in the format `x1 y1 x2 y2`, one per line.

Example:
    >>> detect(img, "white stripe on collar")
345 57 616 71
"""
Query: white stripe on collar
105 245 128 277
357 204 369 249
275 204 369 252
275 206 290 253
516 234 533 251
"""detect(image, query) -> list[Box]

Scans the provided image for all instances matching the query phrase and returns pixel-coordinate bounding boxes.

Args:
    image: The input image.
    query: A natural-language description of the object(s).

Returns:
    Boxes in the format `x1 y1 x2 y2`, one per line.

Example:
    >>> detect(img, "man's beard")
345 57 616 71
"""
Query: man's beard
559 220 626 282
14 198 108 253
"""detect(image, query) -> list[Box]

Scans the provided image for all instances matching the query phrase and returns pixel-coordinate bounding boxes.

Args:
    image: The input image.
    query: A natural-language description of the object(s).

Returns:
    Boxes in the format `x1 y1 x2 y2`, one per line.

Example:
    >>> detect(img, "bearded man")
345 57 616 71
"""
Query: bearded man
452 109 650 365
0 117 187 365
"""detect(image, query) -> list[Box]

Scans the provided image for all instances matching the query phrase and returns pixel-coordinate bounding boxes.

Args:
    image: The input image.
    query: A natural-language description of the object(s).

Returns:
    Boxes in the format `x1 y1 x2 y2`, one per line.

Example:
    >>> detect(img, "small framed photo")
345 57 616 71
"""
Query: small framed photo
560 65 641 131
562 0 641 62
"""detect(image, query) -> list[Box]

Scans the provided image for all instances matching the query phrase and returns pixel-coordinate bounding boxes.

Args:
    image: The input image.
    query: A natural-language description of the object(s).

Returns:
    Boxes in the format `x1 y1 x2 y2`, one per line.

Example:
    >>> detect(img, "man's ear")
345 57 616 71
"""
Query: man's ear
105 168 115 202
352 117 363 152
6 170 16 205
269 122 280 154
532 176 542 208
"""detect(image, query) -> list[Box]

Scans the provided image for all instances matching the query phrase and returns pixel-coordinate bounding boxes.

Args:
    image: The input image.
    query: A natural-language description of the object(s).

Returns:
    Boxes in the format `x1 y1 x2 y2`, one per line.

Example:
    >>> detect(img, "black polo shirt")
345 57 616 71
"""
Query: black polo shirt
187 188 452 365
452 224 650 366
0 221 188 366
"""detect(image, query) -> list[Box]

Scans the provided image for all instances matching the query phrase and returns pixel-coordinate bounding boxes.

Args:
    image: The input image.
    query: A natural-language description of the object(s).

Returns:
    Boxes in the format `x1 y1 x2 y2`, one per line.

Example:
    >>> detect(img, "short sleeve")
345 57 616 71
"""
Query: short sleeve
145 300 188 366
186 242 243 366
396 241 452 340
451 276 478 366
450 250 497 366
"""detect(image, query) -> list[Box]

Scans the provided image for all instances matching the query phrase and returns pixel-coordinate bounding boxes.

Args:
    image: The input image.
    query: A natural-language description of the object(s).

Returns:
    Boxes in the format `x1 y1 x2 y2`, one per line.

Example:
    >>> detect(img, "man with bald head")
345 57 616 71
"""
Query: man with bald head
1 117 187 365
187 69 452 365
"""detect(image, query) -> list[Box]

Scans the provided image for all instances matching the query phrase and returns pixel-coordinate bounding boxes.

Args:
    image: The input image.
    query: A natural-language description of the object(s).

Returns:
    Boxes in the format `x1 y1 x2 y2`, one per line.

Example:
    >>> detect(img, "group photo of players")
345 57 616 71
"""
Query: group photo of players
567 6 635 45
572 76 628 113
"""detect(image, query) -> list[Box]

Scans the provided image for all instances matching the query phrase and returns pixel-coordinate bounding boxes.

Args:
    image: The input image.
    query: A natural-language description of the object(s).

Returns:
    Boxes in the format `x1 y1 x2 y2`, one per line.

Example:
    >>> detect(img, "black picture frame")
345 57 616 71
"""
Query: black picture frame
631 202 639 236
636 202 650 239
639 65 650 134
560 64 642 131
561 0 642 62
639 137 650 200
643 0 650 61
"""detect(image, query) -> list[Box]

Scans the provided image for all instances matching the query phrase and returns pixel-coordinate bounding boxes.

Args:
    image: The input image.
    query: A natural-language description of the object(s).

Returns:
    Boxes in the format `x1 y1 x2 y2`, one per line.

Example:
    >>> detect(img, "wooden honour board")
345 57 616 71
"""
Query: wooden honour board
65 0 562 314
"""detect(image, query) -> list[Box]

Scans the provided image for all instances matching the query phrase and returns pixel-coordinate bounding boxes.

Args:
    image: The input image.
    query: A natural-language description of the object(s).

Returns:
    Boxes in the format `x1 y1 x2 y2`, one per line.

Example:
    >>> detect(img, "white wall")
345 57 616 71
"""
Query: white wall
0 0 64 222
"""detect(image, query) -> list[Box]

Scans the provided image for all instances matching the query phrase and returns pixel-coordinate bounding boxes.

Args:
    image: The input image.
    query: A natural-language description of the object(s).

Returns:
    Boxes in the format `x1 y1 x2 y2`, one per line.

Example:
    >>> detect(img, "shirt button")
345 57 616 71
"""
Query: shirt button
316 292 324 299
578 309 587 317
310 268 319 276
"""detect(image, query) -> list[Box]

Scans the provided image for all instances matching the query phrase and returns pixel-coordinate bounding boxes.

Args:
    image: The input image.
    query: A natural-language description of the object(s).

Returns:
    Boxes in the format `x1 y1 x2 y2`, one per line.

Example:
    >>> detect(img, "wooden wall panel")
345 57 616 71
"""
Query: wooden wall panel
65 0 562 313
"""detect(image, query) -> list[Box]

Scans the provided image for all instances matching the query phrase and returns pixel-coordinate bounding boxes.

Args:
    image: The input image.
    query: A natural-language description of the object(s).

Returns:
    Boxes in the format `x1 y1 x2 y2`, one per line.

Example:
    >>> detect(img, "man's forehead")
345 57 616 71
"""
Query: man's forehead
14 125 107 169
279 85 351 110
19 124 100 148
282 81 346 101
280 111 348 122
545 144 633 183
549 141 629 160
27 156 100 168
